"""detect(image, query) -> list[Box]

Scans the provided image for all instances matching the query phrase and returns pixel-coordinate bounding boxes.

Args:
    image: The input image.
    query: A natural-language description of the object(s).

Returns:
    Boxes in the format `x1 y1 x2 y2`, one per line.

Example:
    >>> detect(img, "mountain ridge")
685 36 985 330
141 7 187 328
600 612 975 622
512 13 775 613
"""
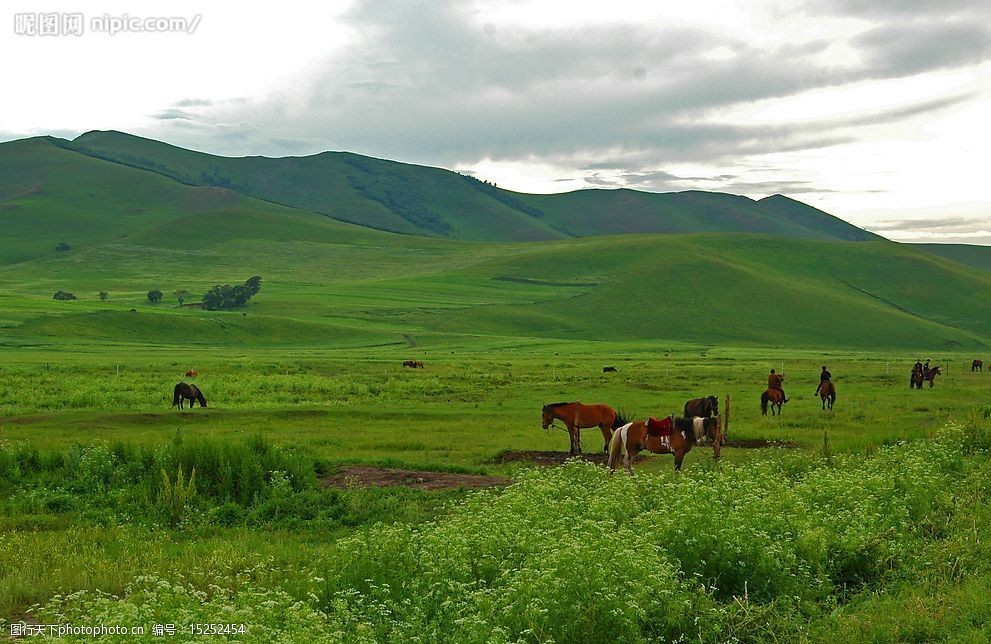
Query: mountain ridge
42 130 881 243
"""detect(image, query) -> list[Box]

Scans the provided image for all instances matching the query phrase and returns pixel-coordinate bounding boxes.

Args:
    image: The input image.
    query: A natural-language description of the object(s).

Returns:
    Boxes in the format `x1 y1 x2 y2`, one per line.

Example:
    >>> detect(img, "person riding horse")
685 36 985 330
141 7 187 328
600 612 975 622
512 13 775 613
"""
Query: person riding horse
768 369 788 403
813 366 832 396
923 359 932 379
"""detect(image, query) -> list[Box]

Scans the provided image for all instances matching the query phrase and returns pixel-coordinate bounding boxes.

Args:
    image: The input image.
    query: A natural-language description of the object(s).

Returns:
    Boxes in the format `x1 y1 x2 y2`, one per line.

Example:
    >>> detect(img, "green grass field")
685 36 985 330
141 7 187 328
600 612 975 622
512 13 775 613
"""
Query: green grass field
3 133 991 640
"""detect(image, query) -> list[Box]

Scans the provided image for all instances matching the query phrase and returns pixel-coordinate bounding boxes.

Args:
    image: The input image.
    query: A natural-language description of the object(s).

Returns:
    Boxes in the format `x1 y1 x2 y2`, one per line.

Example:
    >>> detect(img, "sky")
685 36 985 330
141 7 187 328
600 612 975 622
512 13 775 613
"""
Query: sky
3 0 991 243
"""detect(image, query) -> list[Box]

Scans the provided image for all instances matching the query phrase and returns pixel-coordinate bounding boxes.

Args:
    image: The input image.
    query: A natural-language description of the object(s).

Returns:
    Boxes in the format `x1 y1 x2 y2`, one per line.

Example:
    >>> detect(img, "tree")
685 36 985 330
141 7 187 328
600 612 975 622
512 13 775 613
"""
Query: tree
201 276 262 310
147 289 164 303
174 289 190 306
53 290 76 301
245 275 262 296
55 241 71 252
99 291 108 301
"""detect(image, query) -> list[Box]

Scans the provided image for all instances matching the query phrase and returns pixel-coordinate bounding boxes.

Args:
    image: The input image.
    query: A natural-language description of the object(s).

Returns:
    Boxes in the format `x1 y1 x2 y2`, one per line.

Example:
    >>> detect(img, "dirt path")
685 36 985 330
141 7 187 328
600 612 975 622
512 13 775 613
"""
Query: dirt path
322 466 511 490
493 450 645 465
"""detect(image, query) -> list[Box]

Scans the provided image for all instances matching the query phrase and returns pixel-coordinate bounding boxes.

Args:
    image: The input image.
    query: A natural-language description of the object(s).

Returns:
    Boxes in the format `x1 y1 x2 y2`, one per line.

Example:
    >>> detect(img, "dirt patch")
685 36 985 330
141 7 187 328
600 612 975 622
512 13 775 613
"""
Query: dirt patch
724 438 799 449
322 466 511 490
493 450 647 466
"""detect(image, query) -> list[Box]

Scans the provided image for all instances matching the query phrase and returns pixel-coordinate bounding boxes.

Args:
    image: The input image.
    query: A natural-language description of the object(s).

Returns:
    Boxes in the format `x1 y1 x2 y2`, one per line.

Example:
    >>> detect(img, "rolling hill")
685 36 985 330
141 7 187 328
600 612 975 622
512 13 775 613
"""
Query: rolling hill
57 130 879 243
1 132 987 351
915 243 991 273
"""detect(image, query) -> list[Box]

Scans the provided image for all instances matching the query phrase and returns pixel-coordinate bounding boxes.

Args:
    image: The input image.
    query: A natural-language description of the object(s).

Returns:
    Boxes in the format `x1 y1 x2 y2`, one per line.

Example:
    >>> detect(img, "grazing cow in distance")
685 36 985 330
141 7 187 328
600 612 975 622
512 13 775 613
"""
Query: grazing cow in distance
403 360 424 368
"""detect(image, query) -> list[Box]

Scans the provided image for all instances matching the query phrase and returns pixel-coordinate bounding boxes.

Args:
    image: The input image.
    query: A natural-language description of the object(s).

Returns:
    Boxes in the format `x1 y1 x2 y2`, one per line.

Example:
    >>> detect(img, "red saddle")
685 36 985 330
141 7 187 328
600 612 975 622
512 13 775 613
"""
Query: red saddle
646 415 673 436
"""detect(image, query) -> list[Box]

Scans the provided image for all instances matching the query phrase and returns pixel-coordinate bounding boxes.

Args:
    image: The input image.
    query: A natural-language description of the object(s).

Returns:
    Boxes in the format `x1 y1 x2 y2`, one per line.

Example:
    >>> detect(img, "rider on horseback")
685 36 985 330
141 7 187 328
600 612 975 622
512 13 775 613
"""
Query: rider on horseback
813 365 832 396
768 369 788 403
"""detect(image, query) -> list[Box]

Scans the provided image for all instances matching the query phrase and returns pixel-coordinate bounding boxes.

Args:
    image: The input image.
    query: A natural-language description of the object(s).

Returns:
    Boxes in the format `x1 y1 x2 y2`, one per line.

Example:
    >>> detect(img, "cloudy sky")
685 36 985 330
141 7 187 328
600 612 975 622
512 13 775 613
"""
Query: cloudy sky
4 0 991 242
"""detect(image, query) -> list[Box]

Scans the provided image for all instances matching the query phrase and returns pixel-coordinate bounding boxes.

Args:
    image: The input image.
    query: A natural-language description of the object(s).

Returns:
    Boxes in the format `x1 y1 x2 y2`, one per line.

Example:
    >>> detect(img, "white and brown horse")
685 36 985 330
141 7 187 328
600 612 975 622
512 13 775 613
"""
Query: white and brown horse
608 415 723 473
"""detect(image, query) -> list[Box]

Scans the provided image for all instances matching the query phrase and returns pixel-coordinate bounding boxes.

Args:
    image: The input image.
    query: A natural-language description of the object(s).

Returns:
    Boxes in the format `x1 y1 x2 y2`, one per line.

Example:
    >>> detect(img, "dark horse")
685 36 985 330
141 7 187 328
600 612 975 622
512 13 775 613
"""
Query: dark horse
173 382 207 409
761 388 784 416
684 395 718 418
819 380 836 411
973 360 983 372
910 366 925 389
923 366 942 388
608 415 723 473
541 401 626 455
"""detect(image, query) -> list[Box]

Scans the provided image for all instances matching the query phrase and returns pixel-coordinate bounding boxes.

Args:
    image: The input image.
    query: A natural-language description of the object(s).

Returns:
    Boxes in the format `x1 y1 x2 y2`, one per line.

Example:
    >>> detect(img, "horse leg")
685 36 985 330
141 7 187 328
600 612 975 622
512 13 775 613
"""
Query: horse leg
600 424 611 453
568 424 579 455
674 451 684 471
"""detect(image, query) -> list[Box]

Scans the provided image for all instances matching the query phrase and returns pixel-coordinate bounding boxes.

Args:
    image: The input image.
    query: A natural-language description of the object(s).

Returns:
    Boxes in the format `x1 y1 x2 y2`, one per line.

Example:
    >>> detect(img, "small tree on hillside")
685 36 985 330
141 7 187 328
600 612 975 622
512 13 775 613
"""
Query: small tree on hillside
99 291 109 301
147 289 163 303
174 289 190 306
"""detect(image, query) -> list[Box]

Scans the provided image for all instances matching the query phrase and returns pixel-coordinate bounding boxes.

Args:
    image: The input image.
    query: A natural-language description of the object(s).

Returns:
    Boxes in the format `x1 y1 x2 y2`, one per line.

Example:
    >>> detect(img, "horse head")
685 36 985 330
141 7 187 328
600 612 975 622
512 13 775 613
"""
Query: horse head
707 395 719 415
541 404 555 429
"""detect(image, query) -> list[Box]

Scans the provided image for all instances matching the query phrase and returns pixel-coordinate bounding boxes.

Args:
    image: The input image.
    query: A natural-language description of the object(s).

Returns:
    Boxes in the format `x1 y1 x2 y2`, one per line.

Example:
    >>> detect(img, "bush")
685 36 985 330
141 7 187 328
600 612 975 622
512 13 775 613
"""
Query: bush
147 289 163 303
53 290 76 301
55 241 70 251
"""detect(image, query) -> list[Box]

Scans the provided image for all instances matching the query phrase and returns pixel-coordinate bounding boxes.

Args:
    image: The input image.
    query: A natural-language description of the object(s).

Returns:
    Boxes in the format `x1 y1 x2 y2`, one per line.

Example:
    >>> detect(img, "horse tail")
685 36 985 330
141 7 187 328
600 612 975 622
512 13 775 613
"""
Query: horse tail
607 424 625 470
760 391 769 415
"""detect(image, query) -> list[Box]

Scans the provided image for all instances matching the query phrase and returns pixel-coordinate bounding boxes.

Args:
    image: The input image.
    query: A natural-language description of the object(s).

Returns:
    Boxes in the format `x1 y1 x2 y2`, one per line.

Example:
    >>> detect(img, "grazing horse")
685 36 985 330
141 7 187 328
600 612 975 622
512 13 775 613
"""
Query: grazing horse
541 402 625 455
602 366 618 372
684 395 718 419
973 360 983 372
402 360 424 368
173 382 207 409
923 366 942 388
761 388 784 416
819 380 836 411
184 369 198 378
608 415 723 473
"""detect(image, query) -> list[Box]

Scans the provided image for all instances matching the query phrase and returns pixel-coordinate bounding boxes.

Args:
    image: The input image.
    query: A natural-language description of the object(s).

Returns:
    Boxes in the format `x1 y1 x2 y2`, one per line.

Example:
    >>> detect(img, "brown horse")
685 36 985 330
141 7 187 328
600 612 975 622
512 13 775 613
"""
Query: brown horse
819 380 836 411
761 388 784 416
173 382 207 409
684 395 718 418
608 415 723 473
184 369 198 378
910 366 925 389
541 402 624 455
923 366 942 388
973 360 983 372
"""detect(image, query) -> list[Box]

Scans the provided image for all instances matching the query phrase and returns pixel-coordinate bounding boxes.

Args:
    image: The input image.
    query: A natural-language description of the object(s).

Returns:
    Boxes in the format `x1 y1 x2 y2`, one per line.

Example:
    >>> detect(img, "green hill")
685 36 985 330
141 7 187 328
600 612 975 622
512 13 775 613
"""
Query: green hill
2 132 988 351
59 130 877 243
915 243 991 272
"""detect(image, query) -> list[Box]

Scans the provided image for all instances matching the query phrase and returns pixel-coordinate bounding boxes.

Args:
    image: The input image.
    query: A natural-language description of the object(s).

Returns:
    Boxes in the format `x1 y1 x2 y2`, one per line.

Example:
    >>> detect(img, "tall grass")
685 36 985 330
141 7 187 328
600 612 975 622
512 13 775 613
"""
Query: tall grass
24 422 991 642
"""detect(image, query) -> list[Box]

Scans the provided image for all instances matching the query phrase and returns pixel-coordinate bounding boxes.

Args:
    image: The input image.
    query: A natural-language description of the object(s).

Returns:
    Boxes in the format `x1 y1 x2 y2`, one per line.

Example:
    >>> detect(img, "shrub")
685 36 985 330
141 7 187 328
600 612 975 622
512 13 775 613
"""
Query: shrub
53 290 76 301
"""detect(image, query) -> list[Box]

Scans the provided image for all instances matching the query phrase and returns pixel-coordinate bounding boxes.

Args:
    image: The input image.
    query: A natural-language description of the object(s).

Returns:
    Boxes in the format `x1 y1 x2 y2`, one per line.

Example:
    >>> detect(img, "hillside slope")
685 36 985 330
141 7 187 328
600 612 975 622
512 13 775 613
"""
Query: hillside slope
916 243 991 272
60 130 877 243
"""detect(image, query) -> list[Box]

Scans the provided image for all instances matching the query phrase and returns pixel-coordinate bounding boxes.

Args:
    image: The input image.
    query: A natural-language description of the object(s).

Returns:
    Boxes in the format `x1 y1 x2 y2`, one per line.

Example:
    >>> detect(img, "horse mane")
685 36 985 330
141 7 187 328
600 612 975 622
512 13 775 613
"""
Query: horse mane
544 401 576 410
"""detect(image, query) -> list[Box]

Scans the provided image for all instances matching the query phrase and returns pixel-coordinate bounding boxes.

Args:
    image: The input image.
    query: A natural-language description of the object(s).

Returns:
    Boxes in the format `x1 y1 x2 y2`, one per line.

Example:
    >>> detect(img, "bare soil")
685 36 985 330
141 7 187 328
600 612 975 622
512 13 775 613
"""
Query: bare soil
493 450 646 465
321 466 511 490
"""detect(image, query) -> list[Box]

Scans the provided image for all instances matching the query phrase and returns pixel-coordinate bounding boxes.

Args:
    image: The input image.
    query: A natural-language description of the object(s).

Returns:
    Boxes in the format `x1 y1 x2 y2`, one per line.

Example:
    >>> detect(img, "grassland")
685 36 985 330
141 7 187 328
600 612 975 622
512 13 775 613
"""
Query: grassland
3 132 991 640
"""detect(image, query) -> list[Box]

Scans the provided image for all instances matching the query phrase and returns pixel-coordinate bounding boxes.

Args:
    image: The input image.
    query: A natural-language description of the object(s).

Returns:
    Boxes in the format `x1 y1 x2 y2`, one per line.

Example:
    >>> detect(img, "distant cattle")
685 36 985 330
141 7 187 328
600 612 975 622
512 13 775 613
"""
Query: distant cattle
403 360 424 369
602 366 618 372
